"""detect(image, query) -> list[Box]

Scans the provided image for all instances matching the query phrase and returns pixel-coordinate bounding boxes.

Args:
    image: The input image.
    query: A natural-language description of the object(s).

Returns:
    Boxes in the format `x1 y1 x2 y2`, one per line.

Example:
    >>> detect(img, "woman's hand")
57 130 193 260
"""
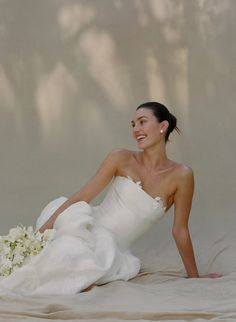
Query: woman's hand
199 273 223 278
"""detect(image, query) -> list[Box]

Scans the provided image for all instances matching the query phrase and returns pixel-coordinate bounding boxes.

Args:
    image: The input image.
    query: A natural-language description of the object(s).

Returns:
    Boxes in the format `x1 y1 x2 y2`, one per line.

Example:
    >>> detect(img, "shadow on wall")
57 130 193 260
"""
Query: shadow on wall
0 0 235 145
0 0 235 231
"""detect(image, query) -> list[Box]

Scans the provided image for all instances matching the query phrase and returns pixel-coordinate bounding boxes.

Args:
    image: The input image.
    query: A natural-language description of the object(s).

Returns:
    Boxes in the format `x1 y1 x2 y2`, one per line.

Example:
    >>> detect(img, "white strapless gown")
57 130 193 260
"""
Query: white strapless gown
0 176 166 296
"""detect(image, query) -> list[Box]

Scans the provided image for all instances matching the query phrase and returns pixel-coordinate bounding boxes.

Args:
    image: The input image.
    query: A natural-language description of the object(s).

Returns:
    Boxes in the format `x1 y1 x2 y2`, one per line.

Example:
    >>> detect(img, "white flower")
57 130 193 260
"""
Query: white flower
1 258 13 272
12 253 24 265
42 229 55 242
0 226 55 276
26 226 34 236
0 243 11 256
8 226 24 241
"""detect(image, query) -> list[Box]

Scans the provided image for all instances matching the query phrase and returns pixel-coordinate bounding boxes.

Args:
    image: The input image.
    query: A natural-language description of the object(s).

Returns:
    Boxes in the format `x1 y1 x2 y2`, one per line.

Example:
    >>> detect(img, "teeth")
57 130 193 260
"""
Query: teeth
137 135 146 140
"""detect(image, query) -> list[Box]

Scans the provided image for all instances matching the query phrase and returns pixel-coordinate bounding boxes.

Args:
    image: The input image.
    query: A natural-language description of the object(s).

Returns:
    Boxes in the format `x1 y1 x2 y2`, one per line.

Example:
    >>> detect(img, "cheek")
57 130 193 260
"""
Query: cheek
148 123 161 136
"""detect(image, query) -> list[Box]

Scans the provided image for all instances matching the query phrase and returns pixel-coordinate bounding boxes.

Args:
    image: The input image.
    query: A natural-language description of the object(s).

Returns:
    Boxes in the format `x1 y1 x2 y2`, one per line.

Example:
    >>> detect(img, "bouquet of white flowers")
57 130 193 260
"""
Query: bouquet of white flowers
0 226 55 277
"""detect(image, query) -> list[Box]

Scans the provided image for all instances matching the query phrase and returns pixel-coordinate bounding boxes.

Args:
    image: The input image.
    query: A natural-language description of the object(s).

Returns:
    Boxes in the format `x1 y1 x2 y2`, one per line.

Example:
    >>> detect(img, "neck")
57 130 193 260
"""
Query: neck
140 142 169 171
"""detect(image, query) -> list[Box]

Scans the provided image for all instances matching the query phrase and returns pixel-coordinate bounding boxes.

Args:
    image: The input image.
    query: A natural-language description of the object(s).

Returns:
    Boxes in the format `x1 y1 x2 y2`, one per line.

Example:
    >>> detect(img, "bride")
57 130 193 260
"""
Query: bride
0 101 222 295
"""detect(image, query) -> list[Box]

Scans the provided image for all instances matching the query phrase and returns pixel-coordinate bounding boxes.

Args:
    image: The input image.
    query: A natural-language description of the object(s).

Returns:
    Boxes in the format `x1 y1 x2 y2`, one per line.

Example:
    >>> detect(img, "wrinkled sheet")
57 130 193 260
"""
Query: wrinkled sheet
1 211 236 322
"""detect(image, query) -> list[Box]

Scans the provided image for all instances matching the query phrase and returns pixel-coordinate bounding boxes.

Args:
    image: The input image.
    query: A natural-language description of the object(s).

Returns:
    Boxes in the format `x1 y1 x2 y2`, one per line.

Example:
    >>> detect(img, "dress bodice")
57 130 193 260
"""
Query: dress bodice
92 176 166 250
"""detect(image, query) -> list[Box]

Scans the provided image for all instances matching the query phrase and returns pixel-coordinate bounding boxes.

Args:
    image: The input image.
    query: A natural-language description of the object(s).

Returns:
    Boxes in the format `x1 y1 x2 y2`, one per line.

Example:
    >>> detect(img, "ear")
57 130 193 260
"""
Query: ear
160 120 169 133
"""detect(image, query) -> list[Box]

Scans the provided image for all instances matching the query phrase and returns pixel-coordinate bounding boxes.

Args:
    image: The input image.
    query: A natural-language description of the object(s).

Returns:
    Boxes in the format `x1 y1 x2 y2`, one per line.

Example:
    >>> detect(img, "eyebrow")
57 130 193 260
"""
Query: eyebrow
131 116 148 124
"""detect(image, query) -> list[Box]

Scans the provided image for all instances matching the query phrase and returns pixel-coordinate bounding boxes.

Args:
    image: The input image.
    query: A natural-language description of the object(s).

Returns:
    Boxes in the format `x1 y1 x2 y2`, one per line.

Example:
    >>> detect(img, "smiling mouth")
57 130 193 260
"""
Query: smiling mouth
136 135 147 142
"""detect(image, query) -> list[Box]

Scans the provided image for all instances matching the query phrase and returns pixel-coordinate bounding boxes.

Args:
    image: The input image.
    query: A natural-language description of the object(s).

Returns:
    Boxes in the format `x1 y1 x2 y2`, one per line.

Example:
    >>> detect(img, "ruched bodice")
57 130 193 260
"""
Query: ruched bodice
93 176 166 249
0 175 166 296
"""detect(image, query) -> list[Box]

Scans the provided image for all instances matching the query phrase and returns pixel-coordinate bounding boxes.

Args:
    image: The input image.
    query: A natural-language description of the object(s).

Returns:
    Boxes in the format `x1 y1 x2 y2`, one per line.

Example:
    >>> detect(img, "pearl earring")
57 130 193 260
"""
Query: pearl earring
160 129 163 133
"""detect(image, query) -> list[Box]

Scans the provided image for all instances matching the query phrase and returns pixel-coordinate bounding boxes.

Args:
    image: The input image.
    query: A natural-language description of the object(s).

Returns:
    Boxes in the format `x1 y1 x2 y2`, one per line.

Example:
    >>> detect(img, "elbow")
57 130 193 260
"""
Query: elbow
172 227 189 240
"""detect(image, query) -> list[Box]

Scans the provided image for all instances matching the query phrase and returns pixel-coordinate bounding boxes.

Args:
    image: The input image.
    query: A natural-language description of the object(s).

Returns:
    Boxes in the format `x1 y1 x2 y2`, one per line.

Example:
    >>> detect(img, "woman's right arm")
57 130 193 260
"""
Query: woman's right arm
38 149 123 233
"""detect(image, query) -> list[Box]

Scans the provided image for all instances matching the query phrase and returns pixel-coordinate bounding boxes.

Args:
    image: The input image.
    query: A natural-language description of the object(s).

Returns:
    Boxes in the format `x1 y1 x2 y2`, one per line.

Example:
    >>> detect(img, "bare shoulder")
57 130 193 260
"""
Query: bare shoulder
174 164 194 178
173 163 194 189
108 148 135 161
108 149 138 176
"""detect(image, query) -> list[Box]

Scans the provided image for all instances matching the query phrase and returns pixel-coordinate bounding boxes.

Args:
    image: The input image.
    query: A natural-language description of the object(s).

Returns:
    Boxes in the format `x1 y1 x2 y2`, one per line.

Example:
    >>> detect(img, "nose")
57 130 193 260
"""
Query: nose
132 126 139 136
133 127 142 139
132 122 140 132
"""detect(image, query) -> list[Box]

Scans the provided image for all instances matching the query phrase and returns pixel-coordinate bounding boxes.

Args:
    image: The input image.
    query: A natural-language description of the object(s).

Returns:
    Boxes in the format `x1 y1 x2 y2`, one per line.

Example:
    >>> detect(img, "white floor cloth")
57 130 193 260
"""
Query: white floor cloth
0 178 236 321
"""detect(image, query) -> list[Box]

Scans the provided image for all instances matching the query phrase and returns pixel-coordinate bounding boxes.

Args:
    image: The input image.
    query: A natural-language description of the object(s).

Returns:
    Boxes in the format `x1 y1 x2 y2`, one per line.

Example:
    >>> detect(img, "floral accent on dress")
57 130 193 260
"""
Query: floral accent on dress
126 176 166 211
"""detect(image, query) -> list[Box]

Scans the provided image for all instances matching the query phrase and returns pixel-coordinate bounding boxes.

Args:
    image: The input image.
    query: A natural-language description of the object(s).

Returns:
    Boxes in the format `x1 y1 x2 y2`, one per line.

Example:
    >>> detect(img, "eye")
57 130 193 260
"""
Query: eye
140 119 146 125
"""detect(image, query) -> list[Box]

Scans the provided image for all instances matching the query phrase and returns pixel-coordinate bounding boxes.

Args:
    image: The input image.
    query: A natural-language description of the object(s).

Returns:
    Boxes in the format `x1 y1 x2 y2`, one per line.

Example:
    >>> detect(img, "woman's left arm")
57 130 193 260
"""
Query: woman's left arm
172 166 223 279
172 166 199 278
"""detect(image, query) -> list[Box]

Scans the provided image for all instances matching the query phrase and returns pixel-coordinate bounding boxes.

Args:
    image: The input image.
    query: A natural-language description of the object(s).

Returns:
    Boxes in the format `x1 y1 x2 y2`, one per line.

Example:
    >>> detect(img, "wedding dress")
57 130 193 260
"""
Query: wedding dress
0 176 166 296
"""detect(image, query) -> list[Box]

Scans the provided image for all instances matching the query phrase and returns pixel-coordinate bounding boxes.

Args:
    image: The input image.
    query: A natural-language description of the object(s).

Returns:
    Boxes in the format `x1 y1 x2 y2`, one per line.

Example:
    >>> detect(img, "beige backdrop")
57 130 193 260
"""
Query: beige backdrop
0 0 235 235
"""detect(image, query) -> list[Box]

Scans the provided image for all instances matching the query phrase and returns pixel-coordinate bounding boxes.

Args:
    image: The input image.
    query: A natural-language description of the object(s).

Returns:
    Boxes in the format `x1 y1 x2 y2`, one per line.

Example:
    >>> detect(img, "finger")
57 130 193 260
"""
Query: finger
211 274 223 278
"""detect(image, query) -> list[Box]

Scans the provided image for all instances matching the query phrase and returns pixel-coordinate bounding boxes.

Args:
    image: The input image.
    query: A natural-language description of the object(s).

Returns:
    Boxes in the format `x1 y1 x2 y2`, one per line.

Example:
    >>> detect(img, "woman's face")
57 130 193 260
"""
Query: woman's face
131 108 165 149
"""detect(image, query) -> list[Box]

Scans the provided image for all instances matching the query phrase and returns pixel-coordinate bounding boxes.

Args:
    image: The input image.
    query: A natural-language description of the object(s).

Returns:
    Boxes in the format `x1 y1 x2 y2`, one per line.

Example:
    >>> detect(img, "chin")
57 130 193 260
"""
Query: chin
137 139 157 150
137 141 148 149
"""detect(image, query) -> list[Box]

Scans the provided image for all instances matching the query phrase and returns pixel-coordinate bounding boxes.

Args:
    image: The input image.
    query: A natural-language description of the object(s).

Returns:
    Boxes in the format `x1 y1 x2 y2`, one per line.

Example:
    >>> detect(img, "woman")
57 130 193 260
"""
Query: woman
0 102 222 296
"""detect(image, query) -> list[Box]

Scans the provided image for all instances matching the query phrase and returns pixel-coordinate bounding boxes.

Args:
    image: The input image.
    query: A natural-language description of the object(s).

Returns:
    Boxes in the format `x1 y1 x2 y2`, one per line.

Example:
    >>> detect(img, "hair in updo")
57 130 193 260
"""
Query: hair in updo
136 102 180 142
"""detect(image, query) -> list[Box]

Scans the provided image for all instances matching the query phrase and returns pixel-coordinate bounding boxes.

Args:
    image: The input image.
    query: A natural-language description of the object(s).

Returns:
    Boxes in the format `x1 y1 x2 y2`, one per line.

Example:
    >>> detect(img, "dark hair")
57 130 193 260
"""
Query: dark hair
136 102 180 142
